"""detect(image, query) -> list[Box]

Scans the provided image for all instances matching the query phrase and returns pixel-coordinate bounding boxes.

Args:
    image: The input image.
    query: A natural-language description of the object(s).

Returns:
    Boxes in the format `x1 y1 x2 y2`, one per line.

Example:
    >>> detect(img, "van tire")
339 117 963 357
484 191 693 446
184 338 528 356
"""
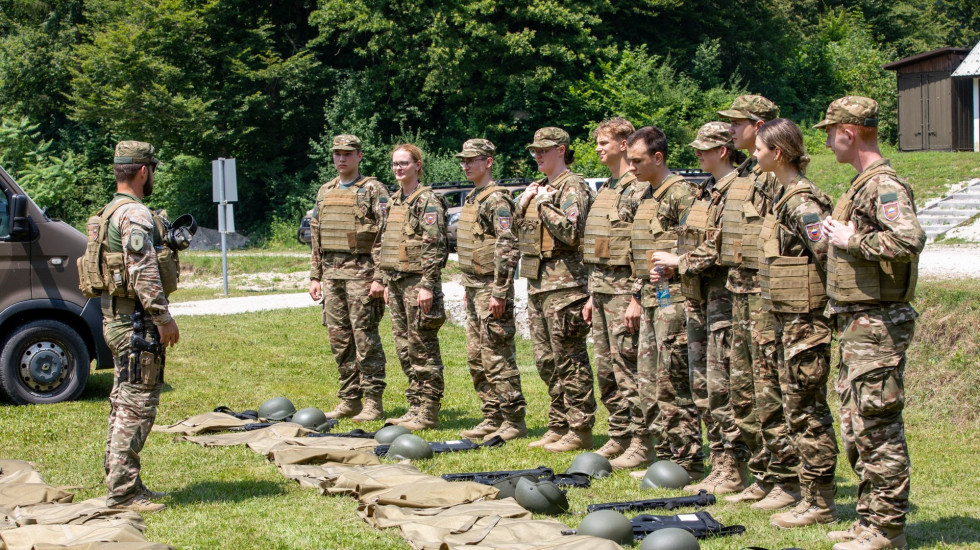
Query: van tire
0 320 91 405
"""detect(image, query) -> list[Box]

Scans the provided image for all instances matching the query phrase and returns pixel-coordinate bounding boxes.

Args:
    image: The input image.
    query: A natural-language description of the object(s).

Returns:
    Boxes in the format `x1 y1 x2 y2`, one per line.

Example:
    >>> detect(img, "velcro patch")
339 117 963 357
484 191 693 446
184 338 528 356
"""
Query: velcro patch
882 201 900 221
499 215 511 230
424 205 438 212
880 191 899 204
424 212 437 225
802 212 820 225
806 222 822 241
497 207 510 217
127 230 146 252
561 196 575 210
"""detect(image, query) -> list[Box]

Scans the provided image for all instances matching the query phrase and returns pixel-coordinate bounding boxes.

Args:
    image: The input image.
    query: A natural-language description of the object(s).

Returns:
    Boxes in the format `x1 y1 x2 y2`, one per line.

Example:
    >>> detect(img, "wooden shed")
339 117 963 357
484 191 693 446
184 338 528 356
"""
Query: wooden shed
951 40 980 152
883 47 973 151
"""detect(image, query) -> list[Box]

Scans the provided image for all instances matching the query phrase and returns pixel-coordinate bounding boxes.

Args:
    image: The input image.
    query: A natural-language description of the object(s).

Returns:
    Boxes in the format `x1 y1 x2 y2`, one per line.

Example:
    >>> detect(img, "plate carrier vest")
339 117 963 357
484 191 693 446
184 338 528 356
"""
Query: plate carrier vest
379 186 429 273
316 176 380 255
458 184 511 276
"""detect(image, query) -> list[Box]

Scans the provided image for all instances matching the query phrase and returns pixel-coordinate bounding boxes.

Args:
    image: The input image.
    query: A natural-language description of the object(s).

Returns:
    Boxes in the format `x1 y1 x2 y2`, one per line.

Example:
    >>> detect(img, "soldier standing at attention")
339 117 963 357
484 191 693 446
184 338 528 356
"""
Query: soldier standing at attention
99 141 179 513
454 139 528 442
817 97 924 550
377 144 449 431
627 126 697 473
578 117 651 457
747 119 839 527
517 127 596 448
308 134 389 422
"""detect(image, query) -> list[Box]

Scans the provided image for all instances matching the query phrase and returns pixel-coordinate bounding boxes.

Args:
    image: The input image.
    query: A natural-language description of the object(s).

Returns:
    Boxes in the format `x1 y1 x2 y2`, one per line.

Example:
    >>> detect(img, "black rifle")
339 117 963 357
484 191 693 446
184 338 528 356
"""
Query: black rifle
214 406 260 421
442 466 591 489
630 511 745 540
586 490 715 513
130 304 163 384
375 435 506 458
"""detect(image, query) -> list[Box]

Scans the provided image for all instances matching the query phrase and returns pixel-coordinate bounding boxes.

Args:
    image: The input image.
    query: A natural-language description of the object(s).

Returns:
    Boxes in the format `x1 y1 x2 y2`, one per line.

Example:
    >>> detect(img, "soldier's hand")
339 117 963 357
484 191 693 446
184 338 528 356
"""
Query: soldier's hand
652 251 680 269
625 297 642 334
369 281 386 299
649 265 674 282
822 217 855 248
383 286 389 305
158 319 180 347
309 279 322 301
417 287 434 314
582 296 593 325
489 296 506 319
518 184 539 211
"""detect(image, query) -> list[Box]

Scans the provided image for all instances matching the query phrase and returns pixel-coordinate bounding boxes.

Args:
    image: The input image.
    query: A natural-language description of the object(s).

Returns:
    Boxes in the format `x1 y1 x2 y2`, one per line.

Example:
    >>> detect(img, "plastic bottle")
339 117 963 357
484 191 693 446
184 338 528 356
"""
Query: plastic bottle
655 266 671 307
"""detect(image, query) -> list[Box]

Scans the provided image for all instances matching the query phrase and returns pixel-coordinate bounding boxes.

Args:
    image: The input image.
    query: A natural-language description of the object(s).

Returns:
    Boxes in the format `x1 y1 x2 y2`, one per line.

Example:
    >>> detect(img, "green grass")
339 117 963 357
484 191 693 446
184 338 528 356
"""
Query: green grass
2 281 979 548
180 251 311 278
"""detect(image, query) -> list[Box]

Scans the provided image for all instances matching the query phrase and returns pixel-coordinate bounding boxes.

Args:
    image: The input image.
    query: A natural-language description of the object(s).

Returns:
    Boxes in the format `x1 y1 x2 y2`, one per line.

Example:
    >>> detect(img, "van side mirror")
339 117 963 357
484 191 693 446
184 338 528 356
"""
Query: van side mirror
10 194 31 240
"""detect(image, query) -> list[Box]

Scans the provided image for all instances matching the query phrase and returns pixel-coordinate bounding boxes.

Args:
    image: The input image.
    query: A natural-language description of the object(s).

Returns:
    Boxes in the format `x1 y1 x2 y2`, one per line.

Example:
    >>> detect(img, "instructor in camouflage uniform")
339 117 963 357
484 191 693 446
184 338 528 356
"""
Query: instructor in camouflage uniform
309 134 389 422
378 144 449 431
818 97 924 550
454 139 528 442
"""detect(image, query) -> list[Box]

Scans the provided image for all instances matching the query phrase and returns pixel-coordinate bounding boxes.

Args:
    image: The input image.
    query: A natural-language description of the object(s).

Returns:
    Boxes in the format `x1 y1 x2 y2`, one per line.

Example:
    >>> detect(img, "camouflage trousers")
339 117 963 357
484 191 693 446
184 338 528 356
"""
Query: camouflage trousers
834 303 916 530
592 291 641 438
774 310 837 486
321 277 387 401
527 287 596 432
102 306 163 507
387 274 446 407
686 297 723 459
464 284 526 424
704 274 746 461
731 291 798 483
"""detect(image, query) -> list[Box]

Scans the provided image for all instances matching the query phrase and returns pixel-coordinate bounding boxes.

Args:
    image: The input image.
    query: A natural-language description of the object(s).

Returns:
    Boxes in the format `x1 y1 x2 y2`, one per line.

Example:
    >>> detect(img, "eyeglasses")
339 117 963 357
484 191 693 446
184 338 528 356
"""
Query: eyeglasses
391 161 414 168
459 156 488 167
529 147 555 157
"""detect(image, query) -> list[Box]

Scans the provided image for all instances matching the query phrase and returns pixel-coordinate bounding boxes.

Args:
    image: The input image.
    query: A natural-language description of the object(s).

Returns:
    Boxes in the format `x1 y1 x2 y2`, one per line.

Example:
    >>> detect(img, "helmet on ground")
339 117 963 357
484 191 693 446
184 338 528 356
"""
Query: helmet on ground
386 434 434 460
292 407 332 432
258 397 295 421
492 473 537 500
565 452 612 479
640 527 699 550
375 424 412 445
641 460 690 489
577 509 634 545
514 477 569 515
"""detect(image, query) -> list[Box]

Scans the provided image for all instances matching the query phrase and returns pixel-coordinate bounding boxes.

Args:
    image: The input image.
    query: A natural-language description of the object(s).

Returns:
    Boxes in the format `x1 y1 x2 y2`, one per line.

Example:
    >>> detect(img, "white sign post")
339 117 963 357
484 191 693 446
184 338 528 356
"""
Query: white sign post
212 158 238 295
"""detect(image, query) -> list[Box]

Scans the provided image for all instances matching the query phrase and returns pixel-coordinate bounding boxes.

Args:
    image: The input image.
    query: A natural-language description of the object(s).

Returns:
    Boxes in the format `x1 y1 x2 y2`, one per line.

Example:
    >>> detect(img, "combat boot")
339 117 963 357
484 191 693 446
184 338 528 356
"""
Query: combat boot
138 483 166 501
751 481 801 510
704 454 750 495
527 428 566 449
772 483 837 529
610 436 654 470
324 398 362 419
351 395 384 422
402 402 440 431
684 454 722 492
595 436 629 459
484 420 527 442
832 524 907 550
112 496 166 513
387 404 419 426
544 429 593 453
461 418 501 440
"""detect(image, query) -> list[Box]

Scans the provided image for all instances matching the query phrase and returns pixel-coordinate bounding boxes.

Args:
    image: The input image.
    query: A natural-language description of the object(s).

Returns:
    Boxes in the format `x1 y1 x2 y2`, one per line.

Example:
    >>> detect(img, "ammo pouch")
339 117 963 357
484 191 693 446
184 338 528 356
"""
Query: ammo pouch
156 246 179 295
104 252 133 298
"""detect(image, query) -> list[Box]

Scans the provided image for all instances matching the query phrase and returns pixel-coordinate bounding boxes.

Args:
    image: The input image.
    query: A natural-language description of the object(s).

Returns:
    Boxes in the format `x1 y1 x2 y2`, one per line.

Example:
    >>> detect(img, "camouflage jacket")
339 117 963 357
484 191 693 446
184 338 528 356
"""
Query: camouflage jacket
309 174 390 282
460 182 521 299
727 157 778 294
526 170 593 295
377 185 449 291
771 177 833 269
106 193 171 326
588 172 653 295
678 170 737 278
631 173 696 297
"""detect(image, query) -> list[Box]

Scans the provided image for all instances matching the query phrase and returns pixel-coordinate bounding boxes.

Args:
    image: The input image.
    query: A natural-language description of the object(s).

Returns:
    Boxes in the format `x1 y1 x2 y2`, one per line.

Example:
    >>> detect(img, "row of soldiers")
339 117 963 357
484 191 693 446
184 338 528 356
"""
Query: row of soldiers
309 94 923 550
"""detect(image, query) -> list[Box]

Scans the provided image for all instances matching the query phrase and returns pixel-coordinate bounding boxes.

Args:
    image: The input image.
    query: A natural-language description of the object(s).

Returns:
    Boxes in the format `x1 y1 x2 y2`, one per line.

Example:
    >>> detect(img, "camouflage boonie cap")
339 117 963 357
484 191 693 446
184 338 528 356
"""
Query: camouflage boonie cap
114 141 159 165
526 127 570 149
331 134 362 151
813 96 879 129
689 121 733 150
718 94 779 122
455 138 496 158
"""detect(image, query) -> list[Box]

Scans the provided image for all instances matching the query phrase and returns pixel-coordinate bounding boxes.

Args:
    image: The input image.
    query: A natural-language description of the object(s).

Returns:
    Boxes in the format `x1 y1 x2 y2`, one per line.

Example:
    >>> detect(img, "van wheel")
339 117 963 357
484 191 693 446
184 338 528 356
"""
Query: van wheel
0 320 90 405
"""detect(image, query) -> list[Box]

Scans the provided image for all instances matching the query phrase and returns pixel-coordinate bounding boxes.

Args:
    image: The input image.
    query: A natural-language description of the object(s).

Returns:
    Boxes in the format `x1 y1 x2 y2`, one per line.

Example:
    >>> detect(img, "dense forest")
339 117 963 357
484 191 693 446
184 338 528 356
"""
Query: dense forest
1 0 977 236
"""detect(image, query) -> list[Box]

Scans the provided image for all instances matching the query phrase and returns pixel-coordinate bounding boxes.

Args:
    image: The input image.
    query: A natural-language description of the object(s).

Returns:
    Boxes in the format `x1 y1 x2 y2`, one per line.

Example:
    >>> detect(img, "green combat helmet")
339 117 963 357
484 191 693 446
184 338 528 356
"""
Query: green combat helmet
641 460 691 490
492 473 538 500
576 510 634 545
514 477 570 515
566 452 612 479
292 407 332 432
375 424 411 445
640 527 699 550
387 434 434 460
258 397 295 421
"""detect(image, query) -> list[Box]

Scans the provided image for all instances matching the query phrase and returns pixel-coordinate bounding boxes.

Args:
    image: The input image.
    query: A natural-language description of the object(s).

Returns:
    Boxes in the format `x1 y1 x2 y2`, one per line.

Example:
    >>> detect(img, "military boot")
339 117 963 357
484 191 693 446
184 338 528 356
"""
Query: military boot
527 428 566 449
351 395 384 422
138 483 166 501
595 436 629 459
751 480 801 510
772 483 837 529
112 496 166 513
484 420 528 442
684 453 723 492
387 404 419 426
704 454 750 495
827 520 868 542
832 525 907 550
544 429 593 453
610 437 654 470
402 402 440 431
461 418 501 439
324 398 362 420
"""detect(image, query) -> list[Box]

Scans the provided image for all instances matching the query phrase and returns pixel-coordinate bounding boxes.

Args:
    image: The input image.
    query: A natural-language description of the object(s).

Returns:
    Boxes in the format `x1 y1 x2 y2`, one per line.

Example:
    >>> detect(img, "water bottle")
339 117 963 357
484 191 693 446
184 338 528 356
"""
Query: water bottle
655 266 671 308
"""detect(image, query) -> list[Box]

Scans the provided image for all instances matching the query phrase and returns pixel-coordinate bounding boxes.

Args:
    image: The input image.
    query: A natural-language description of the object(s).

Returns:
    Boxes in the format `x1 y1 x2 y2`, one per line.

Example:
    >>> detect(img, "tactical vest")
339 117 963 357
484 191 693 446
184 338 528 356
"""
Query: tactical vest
582 177 635 267
677 199 711 300
379 186 429 273
458 185 507 276
517 175 580 279
719 176 765 269
826 164 918 303
758 185 828 313
316 176 379 254
631 175 685 280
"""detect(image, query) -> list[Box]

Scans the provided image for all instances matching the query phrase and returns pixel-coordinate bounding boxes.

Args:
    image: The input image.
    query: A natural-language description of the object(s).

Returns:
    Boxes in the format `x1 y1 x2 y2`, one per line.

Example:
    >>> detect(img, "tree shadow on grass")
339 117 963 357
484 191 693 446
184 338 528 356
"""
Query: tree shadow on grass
908 516 980 546
168 480 285 504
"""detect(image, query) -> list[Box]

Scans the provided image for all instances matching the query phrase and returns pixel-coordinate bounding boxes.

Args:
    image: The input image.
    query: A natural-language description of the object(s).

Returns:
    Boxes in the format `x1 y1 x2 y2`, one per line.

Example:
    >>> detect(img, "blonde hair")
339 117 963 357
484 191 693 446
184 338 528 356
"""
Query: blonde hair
592 117 635 142
758 118 810 173
392 143 424 177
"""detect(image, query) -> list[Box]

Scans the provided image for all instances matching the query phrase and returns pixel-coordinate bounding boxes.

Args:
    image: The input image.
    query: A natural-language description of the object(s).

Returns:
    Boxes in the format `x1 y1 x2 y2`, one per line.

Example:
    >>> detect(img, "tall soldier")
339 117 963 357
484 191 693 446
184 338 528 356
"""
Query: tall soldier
628 126 697 473
518 127 596 448
817 97 924 550
579 118 651 457
378 144 449 431
454 139 528 442
309 134 389 422
95 141 179 513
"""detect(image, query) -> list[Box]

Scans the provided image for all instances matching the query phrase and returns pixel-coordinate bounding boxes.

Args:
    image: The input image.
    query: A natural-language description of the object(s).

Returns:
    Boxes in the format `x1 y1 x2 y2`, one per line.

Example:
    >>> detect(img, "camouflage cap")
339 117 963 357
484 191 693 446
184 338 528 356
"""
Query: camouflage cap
717 94 779 122
813 96 879 129
688 121 733 150
331 134 362 151
526 127 570 149
114 141 159 165
455 138 496 158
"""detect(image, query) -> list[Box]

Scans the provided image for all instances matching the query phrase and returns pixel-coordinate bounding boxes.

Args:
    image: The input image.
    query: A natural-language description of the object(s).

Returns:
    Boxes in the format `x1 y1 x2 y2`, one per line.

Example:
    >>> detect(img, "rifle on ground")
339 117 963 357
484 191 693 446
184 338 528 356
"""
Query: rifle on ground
586 490 715 513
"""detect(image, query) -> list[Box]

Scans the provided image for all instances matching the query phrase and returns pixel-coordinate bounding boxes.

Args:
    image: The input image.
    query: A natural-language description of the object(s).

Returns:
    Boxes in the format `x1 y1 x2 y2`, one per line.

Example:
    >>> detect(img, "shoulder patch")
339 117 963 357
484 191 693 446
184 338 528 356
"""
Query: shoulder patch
127 229 147 252
880 191 899 204
424 211 437 225
802 212 820 225
565 205 579 222
805 221 822 241
561 196 575 210
497 207 510 217
424 204 438 213
882 201 900 221
498 214 511 230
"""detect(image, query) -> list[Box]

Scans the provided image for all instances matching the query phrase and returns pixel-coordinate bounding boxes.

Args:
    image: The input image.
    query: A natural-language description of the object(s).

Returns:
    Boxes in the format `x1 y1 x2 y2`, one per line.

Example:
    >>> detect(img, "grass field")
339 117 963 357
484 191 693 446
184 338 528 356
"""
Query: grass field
2 280 980 549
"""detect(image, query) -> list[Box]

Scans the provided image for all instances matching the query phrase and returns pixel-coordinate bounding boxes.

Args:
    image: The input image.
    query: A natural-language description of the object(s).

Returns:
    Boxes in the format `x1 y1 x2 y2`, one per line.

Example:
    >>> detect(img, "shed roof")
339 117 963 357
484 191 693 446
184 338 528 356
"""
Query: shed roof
952 41 980 78
882 47 970 71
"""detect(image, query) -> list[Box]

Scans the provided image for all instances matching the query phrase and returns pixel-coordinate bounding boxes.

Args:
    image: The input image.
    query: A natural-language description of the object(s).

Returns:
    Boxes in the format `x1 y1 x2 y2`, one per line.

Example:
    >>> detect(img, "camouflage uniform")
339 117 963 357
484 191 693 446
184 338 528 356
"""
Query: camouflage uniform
310 169 389 404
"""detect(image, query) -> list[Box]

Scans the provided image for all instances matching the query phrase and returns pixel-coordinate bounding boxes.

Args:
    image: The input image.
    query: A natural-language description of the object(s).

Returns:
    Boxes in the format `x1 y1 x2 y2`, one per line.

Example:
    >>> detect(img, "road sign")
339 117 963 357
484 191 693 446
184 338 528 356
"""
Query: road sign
212 158 238 202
